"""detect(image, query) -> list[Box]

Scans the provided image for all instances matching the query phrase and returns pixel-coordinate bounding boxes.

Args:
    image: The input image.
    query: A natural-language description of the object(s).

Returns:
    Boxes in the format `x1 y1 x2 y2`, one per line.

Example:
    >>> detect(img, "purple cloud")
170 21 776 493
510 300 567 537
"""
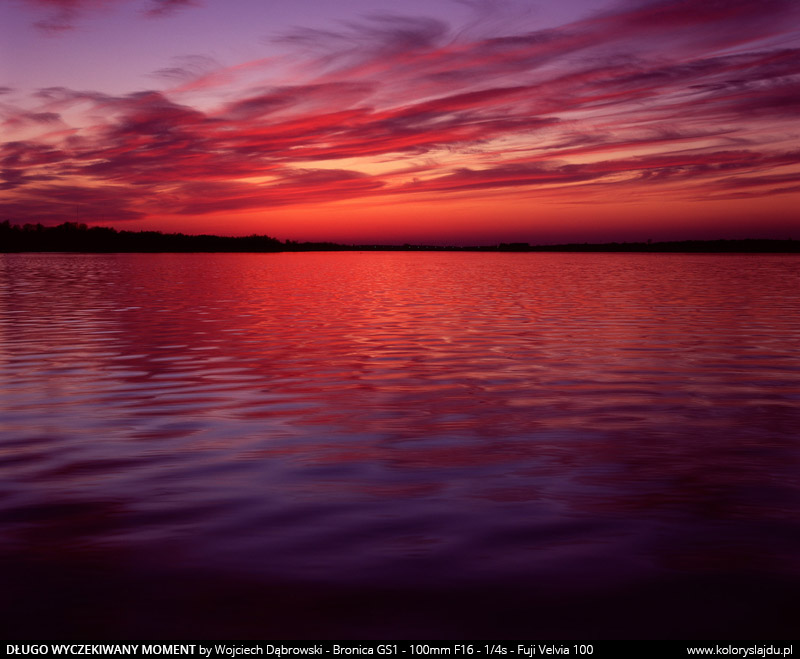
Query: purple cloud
5 0 800 228
20 0 201 32
142 0 200 18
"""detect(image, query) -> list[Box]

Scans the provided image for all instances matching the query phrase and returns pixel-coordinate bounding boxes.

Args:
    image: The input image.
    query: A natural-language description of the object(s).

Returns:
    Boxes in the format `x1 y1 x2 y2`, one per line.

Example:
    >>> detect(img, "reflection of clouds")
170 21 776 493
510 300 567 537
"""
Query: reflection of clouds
2 252 799 589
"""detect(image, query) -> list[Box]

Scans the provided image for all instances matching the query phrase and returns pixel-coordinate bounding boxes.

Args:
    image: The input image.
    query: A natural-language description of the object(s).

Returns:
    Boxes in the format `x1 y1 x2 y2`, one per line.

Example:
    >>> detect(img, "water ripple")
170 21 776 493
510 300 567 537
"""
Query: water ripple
1 251 799 637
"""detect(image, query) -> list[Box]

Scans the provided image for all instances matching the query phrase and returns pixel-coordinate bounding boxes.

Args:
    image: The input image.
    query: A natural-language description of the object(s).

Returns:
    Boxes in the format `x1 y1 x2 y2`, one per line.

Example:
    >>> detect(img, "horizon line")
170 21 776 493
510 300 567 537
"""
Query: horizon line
1 221 798 253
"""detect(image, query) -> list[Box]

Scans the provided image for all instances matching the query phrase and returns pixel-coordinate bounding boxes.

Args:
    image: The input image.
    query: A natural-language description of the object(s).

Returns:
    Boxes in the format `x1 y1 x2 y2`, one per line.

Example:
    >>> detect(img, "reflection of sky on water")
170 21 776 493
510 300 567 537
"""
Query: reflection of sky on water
1 252 799 637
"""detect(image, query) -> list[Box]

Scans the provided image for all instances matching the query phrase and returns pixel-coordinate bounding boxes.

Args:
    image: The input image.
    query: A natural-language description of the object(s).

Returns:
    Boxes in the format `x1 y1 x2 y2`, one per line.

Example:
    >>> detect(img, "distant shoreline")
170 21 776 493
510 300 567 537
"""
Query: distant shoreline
2 221 798 253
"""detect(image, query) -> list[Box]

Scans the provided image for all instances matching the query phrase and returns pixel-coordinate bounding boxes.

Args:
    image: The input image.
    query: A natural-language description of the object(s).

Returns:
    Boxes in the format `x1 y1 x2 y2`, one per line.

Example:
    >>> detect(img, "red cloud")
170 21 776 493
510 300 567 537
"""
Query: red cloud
5 0 800 230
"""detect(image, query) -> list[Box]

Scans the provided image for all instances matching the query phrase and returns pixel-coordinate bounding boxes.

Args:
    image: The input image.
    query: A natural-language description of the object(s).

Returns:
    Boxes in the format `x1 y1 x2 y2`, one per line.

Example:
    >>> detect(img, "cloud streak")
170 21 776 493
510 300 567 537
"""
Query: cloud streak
4 0 800 235
20 0 200 32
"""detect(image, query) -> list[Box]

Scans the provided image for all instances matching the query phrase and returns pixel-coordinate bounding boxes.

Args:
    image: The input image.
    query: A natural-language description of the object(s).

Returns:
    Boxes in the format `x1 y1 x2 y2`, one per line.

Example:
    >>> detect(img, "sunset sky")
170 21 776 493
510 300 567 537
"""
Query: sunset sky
2 0 799 244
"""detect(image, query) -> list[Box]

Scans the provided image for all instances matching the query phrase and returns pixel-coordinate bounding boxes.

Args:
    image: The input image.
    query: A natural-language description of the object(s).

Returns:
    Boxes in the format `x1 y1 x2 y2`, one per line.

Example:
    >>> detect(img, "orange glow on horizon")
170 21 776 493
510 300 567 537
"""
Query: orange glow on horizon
3 0 799 242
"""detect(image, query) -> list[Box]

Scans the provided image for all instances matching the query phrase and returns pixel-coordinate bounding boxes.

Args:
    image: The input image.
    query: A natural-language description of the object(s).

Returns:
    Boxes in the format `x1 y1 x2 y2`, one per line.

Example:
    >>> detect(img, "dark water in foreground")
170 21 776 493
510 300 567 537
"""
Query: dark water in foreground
1 252 798 639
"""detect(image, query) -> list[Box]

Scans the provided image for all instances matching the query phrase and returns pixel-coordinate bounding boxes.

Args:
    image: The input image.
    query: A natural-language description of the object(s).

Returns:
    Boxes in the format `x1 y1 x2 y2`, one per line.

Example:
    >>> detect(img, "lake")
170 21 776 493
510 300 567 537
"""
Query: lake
1 251 798 639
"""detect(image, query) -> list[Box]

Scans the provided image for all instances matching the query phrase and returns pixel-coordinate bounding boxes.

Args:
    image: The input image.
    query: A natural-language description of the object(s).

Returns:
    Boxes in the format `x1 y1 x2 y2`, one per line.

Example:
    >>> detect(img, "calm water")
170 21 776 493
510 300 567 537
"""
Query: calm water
1 252 799 639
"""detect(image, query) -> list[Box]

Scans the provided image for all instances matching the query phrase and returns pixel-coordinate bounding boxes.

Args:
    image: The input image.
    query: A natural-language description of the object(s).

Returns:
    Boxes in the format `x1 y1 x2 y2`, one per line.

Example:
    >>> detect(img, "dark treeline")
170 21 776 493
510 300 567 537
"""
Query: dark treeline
493 239 800 253
1 221 798 253
0 221 284 253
